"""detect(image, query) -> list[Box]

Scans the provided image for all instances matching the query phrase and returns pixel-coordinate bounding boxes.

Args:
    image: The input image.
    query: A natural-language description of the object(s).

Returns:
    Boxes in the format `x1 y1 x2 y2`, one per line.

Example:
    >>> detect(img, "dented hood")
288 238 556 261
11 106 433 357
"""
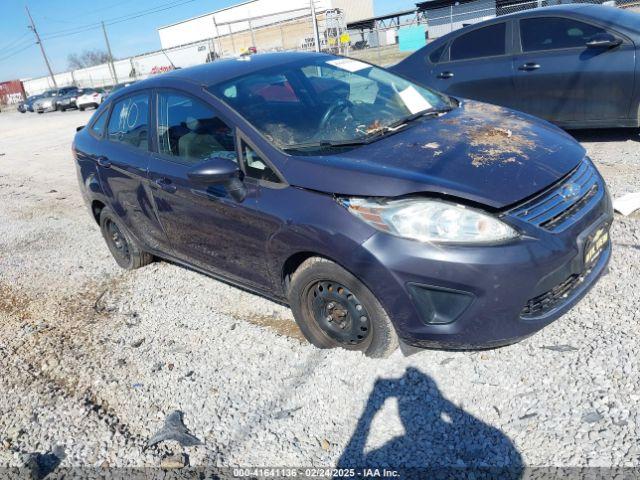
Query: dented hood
280 101 585 209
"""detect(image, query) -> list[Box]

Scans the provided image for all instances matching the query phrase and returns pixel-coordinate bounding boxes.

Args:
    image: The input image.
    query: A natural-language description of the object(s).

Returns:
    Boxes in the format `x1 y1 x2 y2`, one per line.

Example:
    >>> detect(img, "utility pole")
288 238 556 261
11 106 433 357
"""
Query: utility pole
102 21 118 84
310 0 321 52
25 5 57 88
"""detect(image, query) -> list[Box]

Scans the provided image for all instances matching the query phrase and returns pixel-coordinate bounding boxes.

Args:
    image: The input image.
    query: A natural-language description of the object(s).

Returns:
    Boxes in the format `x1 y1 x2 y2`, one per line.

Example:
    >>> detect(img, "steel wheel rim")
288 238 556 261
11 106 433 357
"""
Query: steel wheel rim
105 219 131 264
307 280 372 346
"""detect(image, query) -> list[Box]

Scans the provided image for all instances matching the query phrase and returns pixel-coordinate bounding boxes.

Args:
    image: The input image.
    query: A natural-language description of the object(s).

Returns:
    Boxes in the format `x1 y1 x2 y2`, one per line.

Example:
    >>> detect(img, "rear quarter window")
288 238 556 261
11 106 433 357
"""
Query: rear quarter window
89 107 109 138
428 44 446 64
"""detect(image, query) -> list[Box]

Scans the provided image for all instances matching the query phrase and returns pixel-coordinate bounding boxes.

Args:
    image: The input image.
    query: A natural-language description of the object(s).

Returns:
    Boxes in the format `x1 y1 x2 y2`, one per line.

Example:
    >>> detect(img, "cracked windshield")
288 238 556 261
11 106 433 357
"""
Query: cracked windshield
209 57 452 152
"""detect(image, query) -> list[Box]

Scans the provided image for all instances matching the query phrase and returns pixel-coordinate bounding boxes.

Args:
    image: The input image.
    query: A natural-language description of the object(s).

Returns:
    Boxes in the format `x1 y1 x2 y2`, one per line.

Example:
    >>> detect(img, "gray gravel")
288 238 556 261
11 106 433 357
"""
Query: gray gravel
0 110 638 469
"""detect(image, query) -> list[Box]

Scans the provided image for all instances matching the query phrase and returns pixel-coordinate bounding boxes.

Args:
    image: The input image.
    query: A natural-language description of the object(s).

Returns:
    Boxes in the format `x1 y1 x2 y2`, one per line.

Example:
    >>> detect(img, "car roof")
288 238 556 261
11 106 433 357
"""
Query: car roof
501 3 640 26
134 51 336 90
427 4 639 40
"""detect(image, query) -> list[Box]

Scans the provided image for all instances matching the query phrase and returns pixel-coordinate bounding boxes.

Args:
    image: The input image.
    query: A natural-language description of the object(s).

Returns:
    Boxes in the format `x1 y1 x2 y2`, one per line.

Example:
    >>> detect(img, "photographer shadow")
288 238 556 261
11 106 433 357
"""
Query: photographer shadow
338 367 523 477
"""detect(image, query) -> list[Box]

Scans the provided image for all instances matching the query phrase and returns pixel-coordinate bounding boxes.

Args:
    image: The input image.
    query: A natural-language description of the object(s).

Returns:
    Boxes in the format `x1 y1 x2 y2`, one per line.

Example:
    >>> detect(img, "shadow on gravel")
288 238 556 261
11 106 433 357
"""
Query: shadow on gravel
25 446 65 480
568 128 640 143
338 367 523 476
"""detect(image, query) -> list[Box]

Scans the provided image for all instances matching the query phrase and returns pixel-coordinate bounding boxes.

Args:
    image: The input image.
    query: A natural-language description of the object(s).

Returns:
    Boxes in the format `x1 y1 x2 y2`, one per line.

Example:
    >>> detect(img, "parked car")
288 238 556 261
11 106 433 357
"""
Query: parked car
33 90 58 113
18 95 38 113
104 82 135 99
391 4 640 129
76 88 106 110
34 86 78 113
73 52 612 357
58 88 87 111
24 94 45 112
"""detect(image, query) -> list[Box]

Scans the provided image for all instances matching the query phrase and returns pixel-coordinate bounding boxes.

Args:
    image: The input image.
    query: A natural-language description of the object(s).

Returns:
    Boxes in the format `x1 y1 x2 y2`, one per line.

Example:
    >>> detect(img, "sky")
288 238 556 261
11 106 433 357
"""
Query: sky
0 0 416 82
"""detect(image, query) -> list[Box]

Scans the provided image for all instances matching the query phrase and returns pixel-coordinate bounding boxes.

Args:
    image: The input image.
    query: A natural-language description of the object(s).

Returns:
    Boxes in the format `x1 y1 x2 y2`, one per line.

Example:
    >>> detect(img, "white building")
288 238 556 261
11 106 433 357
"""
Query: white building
157 0 374 50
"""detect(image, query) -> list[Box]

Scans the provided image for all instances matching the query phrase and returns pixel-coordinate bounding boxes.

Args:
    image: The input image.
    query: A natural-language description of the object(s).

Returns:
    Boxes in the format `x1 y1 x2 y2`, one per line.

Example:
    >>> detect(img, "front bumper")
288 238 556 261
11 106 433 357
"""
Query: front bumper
35 104 55 113
353 171 613 349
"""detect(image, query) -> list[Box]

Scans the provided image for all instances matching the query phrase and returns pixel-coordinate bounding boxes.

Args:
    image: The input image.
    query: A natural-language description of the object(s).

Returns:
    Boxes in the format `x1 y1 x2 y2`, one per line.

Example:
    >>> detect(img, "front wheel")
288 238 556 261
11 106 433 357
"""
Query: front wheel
288 257 398 358
99 207 153 270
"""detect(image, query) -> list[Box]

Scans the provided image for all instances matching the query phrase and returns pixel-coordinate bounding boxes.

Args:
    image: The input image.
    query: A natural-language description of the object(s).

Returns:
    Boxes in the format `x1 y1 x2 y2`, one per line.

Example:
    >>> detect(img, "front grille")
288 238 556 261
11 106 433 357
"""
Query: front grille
510 159 601 232
521 271 586 318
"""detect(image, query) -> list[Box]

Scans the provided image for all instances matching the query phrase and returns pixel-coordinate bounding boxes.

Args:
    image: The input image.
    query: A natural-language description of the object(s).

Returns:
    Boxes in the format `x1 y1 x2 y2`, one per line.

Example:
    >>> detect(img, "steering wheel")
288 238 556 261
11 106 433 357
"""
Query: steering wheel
318 99 355 132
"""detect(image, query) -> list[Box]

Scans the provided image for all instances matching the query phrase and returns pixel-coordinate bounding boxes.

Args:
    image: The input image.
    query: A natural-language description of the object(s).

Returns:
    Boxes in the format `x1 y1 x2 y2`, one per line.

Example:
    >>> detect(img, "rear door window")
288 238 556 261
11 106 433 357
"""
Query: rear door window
450 23 507 61
520 17 606 52
107 93 150 151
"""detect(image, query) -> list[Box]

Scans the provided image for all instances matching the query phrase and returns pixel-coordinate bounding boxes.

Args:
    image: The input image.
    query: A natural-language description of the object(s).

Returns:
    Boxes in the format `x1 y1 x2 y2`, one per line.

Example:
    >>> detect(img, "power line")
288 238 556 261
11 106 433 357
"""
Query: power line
0 42 35 64
39 0 197 41
0 32 31 52
0 38 34 58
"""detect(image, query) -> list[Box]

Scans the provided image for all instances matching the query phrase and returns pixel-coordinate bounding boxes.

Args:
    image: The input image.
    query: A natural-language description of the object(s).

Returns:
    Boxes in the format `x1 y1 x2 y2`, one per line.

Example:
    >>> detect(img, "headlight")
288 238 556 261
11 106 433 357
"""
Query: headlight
345 198 519 244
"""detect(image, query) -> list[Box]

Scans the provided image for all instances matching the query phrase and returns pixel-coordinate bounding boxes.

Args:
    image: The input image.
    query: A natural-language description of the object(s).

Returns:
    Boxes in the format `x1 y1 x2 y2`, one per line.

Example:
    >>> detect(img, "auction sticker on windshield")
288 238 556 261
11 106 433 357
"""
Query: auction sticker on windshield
327 58 370 72
399 85 433 114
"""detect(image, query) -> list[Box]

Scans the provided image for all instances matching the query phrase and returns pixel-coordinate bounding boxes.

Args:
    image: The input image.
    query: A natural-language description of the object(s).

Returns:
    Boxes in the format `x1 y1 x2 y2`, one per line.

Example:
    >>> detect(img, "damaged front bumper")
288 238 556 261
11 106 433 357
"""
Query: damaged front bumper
353 165 613 350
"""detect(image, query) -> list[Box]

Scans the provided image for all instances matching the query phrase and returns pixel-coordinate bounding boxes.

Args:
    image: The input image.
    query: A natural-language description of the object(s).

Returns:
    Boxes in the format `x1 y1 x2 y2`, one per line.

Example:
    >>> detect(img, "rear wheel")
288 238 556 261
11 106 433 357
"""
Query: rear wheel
288 257 398 358
79 106 85 111
99 207 153 270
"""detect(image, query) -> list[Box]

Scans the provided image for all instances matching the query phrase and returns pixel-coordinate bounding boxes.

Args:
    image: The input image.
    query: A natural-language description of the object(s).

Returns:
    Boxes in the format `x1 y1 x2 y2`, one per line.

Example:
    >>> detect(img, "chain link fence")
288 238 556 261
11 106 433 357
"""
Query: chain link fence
20 0 640 96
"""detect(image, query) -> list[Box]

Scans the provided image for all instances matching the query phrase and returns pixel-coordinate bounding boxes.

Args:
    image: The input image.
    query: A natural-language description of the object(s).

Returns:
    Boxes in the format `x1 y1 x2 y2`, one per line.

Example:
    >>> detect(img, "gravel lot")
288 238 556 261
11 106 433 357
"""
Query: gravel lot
0 109 638 472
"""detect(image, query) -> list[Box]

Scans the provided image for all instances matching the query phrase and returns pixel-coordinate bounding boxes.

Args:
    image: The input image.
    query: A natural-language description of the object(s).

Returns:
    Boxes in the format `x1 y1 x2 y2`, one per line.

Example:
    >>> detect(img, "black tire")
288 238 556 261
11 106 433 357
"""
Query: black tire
288 257 398 358
99 207 153 270
79 106 85 111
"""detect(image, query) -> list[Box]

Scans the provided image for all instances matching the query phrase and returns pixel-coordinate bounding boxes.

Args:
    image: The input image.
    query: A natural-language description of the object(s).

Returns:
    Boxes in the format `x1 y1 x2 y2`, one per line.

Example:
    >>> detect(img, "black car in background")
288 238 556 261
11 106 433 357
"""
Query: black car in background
57 88 86 111
391 5 640 129
18 94 42 113
104 81 135 99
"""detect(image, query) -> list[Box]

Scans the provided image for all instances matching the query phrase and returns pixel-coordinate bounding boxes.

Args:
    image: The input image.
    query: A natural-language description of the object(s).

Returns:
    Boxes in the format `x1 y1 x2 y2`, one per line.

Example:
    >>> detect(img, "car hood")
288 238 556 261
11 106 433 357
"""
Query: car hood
281 100 585 209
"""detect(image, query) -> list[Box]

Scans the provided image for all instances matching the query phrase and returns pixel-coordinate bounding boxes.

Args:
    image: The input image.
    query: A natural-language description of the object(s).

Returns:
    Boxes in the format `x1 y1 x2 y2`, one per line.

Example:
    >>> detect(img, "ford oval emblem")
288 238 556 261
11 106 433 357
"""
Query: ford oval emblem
560 183 581 200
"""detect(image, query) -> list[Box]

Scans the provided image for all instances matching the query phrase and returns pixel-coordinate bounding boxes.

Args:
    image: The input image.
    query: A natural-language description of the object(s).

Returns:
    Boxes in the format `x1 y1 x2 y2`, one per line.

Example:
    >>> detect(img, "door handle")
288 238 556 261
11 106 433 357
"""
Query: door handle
153 177 177 193
96 156 112 168
519 63 541 71
437 71 455 79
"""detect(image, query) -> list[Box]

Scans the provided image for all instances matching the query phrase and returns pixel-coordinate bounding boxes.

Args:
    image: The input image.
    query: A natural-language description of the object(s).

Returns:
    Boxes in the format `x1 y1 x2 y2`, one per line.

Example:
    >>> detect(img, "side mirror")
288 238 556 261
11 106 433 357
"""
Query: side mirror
188 156 240 184
586 32 622 49
187 157 246 202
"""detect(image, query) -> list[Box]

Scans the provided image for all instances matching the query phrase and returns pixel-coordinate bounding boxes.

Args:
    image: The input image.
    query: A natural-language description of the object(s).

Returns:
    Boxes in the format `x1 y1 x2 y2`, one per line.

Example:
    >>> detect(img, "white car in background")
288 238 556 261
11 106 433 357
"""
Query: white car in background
76 88 106 111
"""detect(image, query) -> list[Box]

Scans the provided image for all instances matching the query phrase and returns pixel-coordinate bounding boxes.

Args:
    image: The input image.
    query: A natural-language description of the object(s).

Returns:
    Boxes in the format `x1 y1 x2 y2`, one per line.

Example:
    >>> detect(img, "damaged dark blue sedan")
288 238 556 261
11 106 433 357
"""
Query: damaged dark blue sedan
74 52 612 358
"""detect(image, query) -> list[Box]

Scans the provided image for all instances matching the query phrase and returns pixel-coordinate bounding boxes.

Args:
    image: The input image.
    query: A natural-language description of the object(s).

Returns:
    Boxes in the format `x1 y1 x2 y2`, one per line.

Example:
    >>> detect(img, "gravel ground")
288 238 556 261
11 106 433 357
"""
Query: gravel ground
0 109 638 472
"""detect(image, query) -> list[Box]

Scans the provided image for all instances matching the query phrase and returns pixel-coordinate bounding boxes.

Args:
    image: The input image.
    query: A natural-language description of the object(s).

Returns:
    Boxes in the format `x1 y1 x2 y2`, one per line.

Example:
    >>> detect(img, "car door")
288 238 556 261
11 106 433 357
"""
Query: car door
147 89 283 292
512 15 636 125
99 91 169 252
432 21 516 107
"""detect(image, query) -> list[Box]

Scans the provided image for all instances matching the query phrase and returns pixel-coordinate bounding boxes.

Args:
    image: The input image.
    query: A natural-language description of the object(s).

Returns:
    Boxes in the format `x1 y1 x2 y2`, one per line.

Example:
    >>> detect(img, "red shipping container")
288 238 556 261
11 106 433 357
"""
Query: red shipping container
0 80 26 105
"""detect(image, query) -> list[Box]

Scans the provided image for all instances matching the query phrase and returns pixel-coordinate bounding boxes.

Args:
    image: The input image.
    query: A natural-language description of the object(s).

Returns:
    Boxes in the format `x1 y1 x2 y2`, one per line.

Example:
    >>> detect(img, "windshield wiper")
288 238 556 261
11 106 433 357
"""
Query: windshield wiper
283 138 374 152
386 106 454 130
283 107 455 153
